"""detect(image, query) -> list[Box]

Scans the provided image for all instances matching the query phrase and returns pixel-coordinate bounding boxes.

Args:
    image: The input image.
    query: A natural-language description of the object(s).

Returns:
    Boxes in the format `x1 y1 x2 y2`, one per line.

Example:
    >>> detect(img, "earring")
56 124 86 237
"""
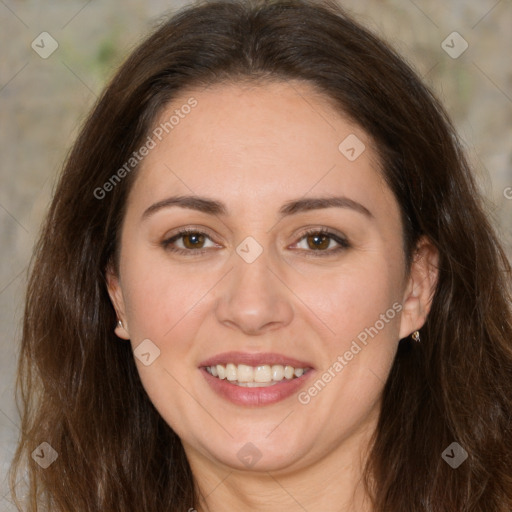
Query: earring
117 320 123 329
411 330 421 343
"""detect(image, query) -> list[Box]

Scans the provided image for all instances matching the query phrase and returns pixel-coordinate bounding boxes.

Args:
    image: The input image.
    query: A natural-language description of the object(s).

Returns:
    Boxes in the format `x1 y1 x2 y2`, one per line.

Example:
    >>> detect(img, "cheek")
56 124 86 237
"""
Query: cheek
295 271 400 427
293 257 401 406
291 256 401 348
121 249 209 341
119 257 213 436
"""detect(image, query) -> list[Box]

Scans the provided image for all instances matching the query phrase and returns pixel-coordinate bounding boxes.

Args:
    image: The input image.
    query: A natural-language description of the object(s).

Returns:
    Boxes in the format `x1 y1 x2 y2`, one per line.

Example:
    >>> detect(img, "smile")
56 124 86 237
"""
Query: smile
199 352 315 406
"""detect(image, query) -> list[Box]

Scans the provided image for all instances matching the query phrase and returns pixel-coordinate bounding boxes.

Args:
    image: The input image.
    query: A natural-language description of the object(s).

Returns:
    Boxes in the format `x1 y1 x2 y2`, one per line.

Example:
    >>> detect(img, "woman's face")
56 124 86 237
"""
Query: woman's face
108 80 435 474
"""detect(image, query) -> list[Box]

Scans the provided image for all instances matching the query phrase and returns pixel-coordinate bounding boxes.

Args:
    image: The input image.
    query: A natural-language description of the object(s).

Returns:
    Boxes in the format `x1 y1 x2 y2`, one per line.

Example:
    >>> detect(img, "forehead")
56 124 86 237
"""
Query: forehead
127 79 397 222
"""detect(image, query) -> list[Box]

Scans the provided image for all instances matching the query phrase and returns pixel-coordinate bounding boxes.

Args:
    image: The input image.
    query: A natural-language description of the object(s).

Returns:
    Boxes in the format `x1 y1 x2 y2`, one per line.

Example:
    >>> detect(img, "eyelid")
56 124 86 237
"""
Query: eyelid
162 225 219 242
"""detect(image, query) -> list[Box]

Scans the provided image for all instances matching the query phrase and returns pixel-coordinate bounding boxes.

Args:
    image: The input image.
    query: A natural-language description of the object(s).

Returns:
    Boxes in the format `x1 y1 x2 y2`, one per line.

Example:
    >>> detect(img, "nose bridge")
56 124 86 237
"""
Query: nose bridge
214 238 294 334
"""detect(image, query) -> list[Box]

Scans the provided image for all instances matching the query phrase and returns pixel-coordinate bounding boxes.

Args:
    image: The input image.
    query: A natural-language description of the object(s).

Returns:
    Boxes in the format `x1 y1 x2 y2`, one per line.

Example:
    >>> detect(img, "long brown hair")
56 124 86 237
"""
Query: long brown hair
10 0 512 510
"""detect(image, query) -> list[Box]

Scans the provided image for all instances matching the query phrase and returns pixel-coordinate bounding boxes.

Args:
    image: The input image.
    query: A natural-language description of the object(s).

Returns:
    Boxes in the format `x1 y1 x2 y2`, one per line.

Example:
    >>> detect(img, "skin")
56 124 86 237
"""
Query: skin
107 80 439 511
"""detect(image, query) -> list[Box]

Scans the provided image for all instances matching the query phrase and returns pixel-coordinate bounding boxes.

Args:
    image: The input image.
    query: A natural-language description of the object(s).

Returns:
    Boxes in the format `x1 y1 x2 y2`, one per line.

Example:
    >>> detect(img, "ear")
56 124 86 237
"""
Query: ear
105 262 130 340
398 235 439 340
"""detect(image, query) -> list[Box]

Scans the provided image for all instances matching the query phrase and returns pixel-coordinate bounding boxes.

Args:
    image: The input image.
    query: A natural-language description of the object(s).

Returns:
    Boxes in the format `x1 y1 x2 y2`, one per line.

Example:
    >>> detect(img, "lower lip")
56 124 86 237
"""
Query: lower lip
201 368 314 406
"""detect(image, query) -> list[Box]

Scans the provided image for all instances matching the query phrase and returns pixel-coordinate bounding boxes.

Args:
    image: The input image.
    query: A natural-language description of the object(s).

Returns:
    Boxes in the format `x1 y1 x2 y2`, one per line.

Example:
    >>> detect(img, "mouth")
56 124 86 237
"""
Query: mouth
199 352 314 405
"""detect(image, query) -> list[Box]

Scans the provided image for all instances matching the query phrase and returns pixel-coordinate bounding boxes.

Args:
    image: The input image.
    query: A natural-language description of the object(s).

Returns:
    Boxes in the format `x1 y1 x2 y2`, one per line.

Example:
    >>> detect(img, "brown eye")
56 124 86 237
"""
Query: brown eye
306 233 331 250
181 232 206 249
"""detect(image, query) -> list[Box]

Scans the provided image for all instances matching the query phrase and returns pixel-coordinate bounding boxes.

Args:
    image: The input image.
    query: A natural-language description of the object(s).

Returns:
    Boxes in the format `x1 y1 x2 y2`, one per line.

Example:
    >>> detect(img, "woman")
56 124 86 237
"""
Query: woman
10 0 512 510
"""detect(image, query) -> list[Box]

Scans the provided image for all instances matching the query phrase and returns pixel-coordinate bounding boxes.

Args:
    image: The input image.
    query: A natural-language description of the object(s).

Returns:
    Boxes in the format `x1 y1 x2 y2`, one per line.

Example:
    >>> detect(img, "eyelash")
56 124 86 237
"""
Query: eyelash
161 227 350 257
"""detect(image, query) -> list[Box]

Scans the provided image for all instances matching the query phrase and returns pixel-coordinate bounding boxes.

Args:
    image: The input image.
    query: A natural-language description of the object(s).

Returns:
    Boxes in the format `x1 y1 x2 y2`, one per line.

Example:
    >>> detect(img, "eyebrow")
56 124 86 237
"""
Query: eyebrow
141 195 373 220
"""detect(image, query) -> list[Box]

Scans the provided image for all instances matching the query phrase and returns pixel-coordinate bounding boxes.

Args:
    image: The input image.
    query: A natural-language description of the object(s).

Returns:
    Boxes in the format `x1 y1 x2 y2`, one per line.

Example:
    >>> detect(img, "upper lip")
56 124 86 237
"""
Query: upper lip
199 351 314 369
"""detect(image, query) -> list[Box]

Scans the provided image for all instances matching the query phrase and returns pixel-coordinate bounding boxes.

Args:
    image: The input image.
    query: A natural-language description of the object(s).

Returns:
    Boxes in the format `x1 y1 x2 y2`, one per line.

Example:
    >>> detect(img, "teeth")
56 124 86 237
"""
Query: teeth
237 364 254 383
226 363 237 381
205 363 308 384
284 365 294 379
271 365 284 381
216 364 226 380
254 365 272 382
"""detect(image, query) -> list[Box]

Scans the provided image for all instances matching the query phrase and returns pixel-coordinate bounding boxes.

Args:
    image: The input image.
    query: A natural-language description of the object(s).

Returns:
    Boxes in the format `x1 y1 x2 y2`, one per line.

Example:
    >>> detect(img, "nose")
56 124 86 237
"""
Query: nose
214 248 294 335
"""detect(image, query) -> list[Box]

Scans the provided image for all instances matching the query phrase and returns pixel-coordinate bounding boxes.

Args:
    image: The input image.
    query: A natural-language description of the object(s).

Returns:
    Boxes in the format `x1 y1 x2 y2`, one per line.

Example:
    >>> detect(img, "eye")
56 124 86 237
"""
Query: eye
161 227 350 257
161 228 218 255
292 228 350 256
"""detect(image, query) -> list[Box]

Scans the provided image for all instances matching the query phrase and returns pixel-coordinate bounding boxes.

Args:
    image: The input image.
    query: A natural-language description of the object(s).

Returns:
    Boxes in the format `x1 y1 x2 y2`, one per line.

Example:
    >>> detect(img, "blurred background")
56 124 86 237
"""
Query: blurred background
1 0 511 508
